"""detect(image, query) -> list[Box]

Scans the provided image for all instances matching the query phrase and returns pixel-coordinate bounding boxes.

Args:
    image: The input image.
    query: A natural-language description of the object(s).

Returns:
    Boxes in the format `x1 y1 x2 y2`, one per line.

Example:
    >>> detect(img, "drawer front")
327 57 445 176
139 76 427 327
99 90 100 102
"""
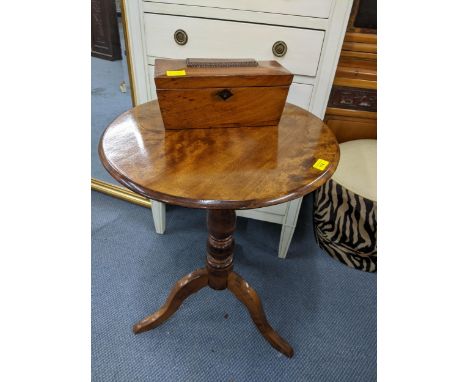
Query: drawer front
144 0 333 19
148 65 313 110
143 13 325 77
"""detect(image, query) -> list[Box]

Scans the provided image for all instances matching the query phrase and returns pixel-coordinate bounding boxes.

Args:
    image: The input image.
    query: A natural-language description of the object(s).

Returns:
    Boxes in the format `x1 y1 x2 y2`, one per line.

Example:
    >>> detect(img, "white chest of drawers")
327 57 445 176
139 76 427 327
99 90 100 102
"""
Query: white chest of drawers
123 0 353 258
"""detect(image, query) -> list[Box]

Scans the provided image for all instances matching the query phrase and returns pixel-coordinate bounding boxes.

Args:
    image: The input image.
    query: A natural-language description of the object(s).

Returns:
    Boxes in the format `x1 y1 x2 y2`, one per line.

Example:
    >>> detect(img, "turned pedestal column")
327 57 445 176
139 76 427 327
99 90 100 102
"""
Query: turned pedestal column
133 209 294 357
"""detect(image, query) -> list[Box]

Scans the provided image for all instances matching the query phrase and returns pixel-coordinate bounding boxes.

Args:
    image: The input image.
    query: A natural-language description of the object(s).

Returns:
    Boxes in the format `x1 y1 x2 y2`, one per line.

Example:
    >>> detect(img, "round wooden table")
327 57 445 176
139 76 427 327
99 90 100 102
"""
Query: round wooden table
99 100 340 357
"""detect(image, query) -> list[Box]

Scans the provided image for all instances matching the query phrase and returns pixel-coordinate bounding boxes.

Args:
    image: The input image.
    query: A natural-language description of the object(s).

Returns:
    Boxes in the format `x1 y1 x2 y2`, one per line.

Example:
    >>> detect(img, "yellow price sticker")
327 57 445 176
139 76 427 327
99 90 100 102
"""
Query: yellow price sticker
166 69 186 76
313 159 329 171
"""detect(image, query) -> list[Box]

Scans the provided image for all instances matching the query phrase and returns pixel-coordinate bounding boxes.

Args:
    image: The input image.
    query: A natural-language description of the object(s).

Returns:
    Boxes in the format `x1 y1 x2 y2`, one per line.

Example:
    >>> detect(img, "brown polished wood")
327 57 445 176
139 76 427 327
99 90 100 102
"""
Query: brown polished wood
154 59 293 89
99 100 340 357
325 23 377 143
133 268 209 334
344 32 376 44
99 101 339 210
206 210 236 290
325 114 377 143
157 86 290 129
154 59 293 130
132 210 294 357
227 271 294 357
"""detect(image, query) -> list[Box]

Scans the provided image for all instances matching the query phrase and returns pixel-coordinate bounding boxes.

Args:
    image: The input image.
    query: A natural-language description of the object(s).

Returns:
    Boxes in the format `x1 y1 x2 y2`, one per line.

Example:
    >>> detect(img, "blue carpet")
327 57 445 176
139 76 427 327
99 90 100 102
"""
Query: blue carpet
92 191 376 381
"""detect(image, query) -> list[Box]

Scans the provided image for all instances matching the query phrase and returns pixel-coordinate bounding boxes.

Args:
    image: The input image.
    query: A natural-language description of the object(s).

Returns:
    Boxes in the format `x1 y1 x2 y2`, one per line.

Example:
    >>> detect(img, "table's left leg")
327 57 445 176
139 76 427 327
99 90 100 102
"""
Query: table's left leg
133 268 208 334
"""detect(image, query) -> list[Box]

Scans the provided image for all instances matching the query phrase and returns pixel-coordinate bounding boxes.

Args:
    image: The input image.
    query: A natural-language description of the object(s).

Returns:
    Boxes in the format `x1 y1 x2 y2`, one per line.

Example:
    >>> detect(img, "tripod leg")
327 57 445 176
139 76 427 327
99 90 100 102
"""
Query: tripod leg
133 268 209 334
227 272 294 358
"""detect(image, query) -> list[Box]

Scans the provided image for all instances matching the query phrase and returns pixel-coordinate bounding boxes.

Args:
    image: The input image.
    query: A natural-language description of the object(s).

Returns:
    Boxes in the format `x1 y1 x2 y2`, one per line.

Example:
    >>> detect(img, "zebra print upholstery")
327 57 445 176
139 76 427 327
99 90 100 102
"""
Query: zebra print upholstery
313 139 377 272
314 180 377 272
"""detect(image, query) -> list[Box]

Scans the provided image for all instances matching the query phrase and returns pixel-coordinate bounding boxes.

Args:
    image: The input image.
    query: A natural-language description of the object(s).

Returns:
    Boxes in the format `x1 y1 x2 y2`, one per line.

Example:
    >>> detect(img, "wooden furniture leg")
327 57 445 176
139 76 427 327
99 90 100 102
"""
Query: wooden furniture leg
227 272 294 357
134 209 294 357
133 268 208 333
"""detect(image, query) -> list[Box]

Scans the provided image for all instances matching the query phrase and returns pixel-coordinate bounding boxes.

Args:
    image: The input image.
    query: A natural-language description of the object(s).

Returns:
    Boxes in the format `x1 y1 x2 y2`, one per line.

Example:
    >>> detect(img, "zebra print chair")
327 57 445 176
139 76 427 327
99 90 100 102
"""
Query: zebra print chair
314 139 377 272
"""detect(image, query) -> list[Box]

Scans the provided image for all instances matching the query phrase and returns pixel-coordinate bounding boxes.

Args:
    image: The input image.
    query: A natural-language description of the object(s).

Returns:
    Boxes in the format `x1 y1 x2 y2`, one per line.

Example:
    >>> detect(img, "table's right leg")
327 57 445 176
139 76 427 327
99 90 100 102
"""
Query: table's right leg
133 268 208 334
227 271 294 358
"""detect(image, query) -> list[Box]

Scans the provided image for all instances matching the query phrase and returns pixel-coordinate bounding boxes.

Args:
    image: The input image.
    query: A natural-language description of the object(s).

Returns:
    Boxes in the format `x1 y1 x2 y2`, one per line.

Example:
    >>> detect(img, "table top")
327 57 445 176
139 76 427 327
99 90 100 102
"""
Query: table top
99 100 340 210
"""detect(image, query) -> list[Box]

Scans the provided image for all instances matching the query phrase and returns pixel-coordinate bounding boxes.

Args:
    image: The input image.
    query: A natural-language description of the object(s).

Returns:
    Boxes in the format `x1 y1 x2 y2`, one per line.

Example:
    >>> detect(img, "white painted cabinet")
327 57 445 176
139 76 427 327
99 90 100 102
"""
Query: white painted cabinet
123 0 353 258
145 0 334 19
143 13 325 76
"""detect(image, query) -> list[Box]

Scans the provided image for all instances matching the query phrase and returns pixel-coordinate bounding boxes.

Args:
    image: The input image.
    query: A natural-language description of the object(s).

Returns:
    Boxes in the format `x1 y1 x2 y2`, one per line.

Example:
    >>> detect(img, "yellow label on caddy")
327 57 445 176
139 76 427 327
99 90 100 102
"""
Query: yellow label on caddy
313 159 329 171
166 70 186 76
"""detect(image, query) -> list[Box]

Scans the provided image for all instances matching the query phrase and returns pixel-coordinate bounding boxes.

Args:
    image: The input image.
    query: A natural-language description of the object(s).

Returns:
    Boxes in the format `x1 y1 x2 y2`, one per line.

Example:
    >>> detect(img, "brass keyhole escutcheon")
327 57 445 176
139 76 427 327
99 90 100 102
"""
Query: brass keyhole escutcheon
272 41 287 57
174 29 188 45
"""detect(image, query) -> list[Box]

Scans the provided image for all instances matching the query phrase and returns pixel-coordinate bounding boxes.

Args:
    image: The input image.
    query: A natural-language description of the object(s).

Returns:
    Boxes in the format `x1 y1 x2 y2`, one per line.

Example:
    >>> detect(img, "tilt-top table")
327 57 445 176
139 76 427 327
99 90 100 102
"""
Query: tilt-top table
99 100 340 357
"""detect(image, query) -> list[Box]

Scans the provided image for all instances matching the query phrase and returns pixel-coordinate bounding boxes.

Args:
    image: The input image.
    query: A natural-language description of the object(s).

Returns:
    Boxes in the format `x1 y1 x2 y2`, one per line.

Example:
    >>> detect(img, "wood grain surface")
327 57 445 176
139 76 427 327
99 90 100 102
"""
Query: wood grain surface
154 59 293 89
228 271 294 357
157 86 290 129
155 59 292 129
133 268 209 334
99 100 340 209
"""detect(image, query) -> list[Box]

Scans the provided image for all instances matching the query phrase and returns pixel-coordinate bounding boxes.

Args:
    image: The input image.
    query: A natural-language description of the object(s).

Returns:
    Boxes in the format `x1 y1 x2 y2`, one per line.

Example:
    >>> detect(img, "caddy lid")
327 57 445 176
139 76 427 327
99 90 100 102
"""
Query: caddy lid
154 59 293 89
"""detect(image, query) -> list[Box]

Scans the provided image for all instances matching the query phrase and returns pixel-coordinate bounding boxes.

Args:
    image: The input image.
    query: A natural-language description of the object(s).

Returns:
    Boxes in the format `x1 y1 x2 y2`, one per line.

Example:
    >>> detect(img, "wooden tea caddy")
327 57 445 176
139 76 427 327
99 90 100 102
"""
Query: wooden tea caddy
154 58 293 130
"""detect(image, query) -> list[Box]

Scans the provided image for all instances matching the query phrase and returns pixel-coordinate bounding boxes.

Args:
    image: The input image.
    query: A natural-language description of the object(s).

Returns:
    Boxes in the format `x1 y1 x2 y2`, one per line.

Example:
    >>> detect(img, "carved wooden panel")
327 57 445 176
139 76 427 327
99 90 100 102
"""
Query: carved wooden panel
328 86 377 112
91 0 122 61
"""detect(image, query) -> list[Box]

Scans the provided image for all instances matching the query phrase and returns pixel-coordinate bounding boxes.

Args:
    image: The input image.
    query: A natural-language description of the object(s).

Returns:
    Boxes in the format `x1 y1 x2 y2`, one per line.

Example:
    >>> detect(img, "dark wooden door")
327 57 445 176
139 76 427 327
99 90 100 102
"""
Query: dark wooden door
91 0 122 61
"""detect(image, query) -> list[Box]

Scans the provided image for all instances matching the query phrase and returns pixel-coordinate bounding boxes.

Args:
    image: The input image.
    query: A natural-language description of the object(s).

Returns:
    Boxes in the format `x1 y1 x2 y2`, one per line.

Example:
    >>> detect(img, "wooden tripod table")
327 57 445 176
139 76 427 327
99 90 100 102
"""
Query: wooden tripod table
99 100 340 357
